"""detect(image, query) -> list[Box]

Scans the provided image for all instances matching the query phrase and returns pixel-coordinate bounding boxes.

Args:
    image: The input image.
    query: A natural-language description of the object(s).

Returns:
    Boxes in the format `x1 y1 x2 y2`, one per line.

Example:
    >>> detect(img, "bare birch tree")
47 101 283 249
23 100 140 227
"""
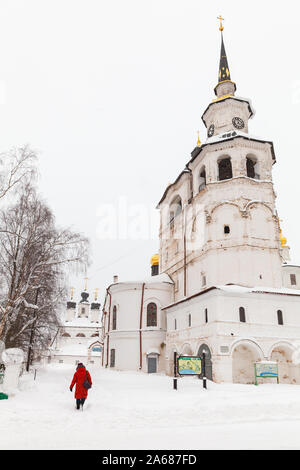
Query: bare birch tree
0 183 90 352
0 145 37 202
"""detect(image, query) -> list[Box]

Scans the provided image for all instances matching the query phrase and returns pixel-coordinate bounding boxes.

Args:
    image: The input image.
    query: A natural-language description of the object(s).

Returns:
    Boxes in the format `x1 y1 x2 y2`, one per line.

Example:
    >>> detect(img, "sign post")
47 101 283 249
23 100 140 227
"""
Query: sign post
173 351 177 390
202 352 207 390
177 356 202 376
254 361 279 386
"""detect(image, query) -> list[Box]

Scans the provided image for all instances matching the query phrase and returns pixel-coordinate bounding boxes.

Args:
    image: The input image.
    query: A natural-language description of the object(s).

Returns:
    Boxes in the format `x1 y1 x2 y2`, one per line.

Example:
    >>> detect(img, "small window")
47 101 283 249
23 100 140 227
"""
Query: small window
205 308 208 323
110 349 115 367
224 225 230 234
239 307 246 323
199 167 206 192
81 307 85 315
169 196 182 224
188 314 192 327
147 303 157 327
174 319 177 330
290 274 297 286
59 360 64 364
277 310 284 326
202 274 207 287
76 333 85 337
112 306 117 330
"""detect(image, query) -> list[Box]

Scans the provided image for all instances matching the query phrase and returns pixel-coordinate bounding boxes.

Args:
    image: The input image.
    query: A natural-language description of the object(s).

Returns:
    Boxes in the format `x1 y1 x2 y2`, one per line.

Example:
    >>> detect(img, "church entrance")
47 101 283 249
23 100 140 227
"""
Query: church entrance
197 344 213 381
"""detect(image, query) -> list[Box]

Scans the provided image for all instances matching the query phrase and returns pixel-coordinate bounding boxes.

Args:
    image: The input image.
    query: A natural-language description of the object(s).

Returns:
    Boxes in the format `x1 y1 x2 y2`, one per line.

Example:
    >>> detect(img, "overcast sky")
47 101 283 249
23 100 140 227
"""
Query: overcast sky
0 0 299 306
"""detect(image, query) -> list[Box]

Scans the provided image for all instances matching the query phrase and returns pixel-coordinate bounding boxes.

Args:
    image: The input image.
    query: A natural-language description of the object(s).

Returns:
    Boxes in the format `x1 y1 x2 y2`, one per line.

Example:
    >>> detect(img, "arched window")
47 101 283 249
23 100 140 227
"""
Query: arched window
76 333 85 337
239 307 246 323
199 167 206 192
218 157 232 181
169 196 182 224
246 155 260 179
246 157 255 178
91 333 99 337
112 306 117 330
277 310 284 325
62 333 71 337
147 303 157 327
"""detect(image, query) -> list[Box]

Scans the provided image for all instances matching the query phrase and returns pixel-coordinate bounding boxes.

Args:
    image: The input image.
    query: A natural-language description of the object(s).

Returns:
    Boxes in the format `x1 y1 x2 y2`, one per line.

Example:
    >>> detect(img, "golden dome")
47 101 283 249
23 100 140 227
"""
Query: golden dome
280 230 287 247
151 253 159 266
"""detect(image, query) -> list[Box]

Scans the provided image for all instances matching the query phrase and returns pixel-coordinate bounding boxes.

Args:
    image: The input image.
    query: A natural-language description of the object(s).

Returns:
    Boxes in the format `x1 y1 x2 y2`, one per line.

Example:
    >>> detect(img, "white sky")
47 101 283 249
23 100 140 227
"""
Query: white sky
0 0 299 306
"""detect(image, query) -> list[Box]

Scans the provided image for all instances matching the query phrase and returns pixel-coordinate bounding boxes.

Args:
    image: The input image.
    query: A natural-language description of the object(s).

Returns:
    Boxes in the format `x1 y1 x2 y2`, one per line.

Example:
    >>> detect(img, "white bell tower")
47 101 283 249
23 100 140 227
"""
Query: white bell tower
158 19 284 300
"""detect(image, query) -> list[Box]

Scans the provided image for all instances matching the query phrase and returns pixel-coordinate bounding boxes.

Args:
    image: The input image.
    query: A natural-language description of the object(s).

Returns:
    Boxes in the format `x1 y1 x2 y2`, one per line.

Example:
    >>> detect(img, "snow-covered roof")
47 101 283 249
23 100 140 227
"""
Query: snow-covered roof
282 262 300 268
206 130 270 146
110 273 174 288
162 284 300 310
216 285 300 296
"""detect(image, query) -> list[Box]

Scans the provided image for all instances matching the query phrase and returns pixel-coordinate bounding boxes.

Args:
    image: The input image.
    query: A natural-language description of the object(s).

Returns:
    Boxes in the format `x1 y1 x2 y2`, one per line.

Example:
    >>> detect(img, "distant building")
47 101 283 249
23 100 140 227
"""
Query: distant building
51 288 103 365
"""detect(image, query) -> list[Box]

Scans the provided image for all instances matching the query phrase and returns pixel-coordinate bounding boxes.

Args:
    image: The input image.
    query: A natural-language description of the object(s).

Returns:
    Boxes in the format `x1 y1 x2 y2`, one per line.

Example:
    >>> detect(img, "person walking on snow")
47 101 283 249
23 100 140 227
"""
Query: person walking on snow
70 362 92 410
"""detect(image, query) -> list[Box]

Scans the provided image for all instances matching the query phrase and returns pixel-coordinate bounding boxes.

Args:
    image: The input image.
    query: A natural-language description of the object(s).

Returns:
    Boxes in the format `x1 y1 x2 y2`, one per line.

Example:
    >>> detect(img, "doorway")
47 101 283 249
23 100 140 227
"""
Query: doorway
197 344 213 380
147 355 157 374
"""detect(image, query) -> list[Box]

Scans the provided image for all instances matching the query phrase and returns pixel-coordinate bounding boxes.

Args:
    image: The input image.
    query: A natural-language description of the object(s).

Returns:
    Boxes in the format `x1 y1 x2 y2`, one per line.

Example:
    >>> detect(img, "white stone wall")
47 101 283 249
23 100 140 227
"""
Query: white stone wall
165 288 300 383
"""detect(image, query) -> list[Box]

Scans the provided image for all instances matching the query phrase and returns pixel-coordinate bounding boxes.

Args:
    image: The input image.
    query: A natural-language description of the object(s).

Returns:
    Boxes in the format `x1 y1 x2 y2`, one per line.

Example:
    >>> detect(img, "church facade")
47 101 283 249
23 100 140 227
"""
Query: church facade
102 24 300 384
50 289 103 366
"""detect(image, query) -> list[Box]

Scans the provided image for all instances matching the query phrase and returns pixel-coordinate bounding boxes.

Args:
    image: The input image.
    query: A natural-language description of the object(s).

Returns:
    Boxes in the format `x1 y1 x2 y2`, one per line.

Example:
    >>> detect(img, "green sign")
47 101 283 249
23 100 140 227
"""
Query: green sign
178 356 202 376
254 362 279 385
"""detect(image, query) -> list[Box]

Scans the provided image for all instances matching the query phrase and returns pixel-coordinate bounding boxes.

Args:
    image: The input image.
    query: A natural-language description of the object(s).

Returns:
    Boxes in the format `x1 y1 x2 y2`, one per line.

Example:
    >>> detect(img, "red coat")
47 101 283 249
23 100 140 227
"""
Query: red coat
70 367 92 399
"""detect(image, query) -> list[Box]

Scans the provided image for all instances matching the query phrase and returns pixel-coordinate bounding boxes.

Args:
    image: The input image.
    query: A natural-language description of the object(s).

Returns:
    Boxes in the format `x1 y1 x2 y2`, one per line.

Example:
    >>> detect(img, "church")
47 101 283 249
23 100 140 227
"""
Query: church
101 19 300 384
50 284 103 366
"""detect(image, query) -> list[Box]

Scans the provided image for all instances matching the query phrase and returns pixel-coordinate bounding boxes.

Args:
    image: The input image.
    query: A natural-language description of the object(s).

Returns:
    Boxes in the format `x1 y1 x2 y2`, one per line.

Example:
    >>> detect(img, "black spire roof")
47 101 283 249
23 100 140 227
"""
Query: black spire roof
218 32 231 83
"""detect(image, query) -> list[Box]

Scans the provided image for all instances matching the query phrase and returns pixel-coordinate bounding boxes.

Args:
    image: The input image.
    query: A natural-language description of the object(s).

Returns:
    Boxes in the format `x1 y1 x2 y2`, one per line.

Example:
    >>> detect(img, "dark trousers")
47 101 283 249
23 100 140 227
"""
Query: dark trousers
76 398 86 409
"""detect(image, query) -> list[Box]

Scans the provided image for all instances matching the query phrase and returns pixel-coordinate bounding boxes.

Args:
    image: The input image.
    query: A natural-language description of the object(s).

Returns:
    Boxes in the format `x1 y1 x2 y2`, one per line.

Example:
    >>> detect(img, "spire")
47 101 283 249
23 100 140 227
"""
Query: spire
218 32 231 83
214 16 236 97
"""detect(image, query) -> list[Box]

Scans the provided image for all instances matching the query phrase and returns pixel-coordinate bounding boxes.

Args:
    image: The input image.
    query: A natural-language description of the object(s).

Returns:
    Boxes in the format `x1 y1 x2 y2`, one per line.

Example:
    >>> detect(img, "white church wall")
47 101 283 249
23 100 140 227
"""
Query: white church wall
165 288 300 383
103 278 173 373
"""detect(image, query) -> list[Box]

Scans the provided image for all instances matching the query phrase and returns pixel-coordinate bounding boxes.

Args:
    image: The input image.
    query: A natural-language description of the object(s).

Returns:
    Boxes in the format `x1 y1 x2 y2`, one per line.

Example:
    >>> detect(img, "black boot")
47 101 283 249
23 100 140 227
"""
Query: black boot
76 399 80 410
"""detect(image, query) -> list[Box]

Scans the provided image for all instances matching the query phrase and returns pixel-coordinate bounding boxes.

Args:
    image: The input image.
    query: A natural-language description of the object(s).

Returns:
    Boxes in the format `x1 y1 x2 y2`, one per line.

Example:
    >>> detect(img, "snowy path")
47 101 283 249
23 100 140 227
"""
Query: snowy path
1 363 300 449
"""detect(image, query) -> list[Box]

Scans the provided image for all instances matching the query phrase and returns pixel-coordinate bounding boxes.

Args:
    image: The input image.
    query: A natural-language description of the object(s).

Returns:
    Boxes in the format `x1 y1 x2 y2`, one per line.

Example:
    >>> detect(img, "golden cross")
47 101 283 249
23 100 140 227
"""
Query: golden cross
84 277 88 291
217 15 224 32
70 287 75 300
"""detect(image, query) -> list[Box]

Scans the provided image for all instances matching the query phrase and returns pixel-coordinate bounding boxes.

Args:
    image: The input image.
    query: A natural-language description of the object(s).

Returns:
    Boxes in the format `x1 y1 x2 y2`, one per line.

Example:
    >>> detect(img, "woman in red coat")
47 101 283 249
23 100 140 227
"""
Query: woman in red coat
70 363 92 410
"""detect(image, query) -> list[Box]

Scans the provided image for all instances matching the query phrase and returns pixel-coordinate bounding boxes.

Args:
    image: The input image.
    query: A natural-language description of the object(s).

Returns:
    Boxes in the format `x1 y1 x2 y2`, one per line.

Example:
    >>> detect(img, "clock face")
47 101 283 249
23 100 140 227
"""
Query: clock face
232 117 245 130
207 124 215 137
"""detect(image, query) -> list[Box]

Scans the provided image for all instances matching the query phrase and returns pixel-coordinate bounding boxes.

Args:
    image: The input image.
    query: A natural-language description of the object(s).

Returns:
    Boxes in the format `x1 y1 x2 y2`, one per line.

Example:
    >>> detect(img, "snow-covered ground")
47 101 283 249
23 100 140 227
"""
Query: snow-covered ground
1 363 300 450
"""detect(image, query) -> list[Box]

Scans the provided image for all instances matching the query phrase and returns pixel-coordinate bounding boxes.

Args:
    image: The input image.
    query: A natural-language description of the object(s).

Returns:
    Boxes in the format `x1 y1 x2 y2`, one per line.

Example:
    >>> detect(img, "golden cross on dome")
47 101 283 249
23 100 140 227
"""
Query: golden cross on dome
84 277 88 291
70 287 75 300
217 15 224 32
